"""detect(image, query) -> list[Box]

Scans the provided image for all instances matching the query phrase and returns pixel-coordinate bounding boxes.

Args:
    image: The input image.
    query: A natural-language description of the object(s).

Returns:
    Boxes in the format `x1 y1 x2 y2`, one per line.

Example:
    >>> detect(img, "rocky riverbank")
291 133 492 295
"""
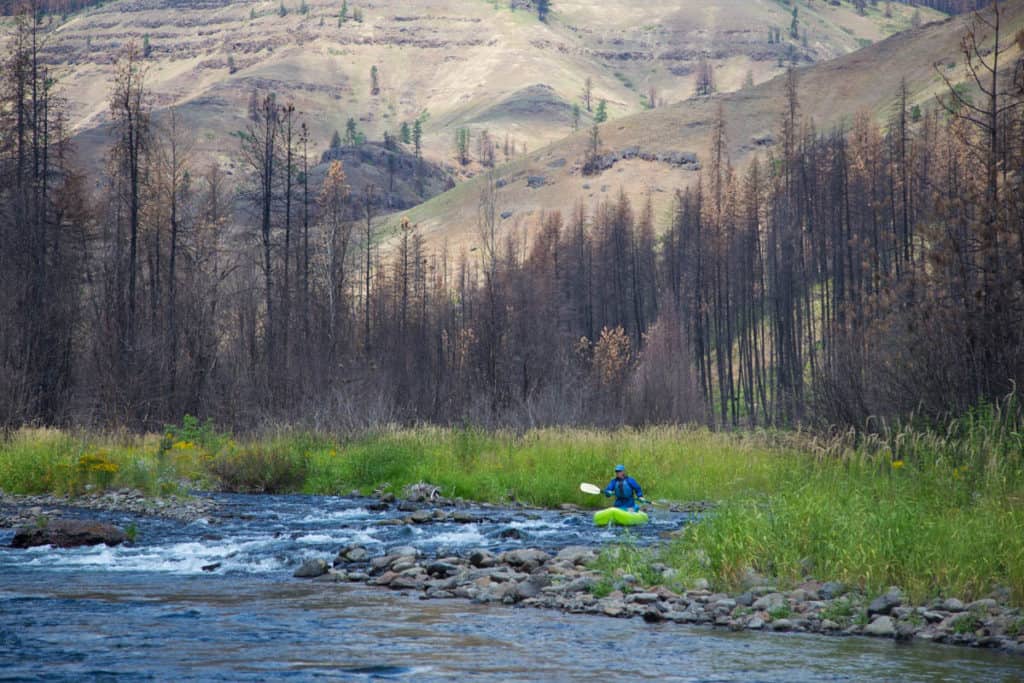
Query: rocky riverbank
302 542 1024 655
0 489 219 529
293 488 1024 657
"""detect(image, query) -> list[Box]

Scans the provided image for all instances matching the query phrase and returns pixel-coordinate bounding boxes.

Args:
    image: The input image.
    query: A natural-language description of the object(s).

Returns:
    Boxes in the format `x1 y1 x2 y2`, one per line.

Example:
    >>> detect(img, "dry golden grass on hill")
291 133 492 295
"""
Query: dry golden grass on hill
17 0 936 184
393 3 1024 253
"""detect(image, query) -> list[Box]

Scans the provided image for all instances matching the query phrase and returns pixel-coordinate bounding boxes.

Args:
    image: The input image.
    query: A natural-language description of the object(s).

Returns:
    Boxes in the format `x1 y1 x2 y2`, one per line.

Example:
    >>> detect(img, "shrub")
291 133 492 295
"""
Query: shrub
206 445 308 493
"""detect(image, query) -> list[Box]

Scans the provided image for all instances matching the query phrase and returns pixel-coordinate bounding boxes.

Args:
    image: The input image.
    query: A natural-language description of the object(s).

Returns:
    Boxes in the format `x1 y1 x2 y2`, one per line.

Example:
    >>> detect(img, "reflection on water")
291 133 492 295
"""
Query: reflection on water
0 493 1022 682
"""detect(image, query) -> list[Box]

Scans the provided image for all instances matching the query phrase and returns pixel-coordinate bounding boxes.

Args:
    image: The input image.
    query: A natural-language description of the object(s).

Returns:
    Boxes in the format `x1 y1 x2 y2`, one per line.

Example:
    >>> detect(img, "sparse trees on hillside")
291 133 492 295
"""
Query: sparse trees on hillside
594 98 607 123
370 65 379 96
583 123 602 175
5 0 1024 432
477 128 495 168
790 6 799 39
344 117 359 145
582 76 593 112
571 102 580 132
455 127 471 165
330 129 342 149
412 118 422 160
695 54 715 96
400 121 411 144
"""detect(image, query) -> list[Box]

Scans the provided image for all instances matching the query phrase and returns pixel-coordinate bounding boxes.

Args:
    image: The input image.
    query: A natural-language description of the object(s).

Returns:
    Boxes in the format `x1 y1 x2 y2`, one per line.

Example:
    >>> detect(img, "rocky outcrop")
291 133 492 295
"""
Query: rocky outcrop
584 146 700 175
11 518 127 549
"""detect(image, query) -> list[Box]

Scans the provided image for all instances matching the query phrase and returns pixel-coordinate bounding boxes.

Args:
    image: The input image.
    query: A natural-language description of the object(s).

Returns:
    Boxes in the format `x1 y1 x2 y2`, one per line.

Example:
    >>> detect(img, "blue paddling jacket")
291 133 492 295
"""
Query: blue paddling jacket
604 476 643 510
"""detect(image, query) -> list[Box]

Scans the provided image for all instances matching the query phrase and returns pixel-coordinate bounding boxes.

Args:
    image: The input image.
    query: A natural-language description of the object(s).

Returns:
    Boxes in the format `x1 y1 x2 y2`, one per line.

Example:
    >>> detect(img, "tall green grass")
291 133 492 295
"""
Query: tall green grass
0 428 199 497
302 426 797 506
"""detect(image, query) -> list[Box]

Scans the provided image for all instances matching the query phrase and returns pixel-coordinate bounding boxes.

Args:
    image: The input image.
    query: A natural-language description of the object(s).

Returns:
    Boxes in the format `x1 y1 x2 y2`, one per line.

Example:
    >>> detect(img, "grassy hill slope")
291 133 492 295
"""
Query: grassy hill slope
393 4 1023 251
23 0 937 178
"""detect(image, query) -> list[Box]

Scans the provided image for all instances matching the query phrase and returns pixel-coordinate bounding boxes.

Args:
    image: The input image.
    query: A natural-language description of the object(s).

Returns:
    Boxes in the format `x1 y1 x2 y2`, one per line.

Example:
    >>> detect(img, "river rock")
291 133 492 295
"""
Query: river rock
468 549 496 568
370 555 394 571
865 615 896 637
967 598 998 613
409 509 433 524
426 561 461 578
602 599 627 617
627 592 661 605
515 577 548 600
293 558 330 578
747 616 765 630
752 593 785 611
389 545 419 558
500 549 551 570
771 618 793 631
942 598 966 612
336 545 370 563
450 511 478 523
553 546 597 565
819 581 846 600
643 607 665 623
868 589 903 616
821 619 840 631
11 519 127 549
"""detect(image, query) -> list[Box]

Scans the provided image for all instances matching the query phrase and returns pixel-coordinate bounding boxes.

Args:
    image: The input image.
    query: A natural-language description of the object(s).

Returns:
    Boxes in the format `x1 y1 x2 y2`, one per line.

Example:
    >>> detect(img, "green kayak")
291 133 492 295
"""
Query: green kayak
593 507 649 526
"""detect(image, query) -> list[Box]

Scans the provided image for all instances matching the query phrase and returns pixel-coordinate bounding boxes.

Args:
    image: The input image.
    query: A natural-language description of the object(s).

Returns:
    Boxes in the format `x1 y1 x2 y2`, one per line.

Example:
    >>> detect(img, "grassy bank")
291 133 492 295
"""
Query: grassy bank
2 413 1022 605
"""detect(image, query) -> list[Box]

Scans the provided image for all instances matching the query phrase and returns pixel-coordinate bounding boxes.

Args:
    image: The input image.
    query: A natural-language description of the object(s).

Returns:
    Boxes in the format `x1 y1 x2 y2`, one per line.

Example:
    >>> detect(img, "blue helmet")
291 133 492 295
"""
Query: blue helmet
614 464 625 472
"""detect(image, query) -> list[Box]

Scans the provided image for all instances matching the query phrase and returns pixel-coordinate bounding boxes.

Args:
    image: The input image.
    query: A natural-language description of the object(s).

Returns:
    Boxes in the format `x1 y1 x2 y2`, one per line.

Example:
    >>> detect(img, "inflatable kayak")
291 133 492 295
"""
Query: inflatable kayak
593 507 649 526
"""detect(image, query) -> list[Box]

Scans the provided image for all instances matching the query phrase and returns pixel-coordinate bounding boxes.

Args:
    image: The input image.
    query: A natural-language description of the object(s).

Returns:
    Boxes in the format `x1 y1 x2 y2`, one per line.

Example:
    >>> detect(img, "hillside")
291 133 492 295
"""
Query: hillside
20 0 938 182
393 3 1024 251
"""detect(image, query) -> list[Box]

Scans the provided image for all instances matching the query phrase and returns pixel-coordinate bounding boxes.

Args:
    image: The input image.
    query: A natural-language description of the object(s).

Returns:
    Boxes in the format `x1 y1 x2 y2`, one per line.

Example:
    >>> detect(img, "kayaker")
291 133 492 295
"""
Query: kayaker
604 464 643 511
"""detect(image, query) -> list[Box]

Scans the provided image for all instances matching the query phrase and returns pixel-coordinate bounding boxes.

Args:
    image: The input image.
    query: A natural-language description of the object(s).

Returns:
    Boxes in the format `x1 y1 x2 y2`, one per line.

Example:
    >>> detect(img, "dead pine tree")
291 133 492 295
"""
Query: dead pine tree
238 92 281 387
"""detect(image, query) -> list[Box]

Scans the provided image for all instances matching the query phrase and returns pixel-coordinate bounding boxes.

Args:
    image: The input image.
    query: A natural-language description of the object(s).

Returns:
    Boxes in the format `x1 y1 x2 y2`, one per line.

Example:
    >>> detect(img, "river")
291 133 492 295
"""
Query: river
1 493 1021 681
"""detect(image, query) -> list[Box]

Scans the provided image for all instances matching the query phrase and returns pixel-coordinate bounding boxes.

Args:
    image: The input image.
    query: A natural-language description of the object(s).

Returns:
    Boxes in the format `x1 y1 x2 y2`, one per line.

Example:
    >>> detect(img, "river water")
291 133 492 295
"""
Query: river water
1 493 1021 681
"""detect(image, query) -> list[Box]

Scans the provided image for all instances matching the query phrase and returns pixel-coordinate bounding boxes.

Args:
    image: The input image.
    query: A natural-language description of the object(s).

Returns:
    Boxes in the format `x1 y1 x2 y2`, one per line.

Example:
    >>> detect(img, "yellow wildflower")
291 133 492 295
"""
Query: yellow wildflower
891 459 904 469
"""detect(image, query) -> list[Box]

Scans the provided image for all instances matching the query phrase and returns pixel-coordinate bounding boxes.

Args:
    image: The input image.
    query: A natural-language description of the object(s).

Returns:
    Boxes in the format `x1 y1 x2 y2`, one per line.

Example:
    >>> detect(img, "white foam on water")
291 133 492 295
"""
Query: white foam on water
293 533 337 544
296 507 372 524
421 525 487 547
12 535 297 576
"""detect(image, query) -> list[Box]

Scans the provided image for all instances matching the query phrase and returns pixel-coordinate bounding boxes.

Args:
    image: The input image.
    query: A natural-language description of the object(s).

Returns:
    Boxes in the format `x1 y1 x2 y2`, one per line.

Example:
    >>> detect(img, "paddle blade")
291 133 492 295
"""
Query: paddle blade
579 482 602 495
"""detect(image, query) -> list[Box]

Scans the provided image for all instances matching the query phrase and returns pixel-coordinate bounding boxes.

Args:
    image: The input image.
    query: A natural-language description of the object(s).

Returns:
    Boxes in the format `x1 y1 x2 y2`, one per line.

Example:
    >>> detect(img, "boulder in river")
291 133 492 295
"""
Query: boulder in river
293 558 330 578
11 518 127 549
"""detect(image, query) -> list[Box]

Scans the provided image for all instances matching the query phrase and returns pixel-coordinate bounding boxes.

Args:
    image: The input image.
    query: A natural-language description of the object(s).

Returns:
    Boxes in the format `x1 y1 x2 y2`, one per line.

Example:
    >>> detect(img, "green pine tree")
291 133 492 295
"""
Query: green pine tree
594 99 608 124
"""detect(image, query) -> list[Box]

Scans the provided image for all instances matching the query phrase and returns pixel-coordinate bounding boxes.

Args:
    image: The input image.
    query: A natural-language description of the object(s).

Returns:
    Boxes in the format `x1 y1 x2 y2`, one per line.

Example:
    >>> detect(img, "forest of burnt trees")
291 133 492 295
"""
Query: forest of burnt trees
1 3 1023 432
